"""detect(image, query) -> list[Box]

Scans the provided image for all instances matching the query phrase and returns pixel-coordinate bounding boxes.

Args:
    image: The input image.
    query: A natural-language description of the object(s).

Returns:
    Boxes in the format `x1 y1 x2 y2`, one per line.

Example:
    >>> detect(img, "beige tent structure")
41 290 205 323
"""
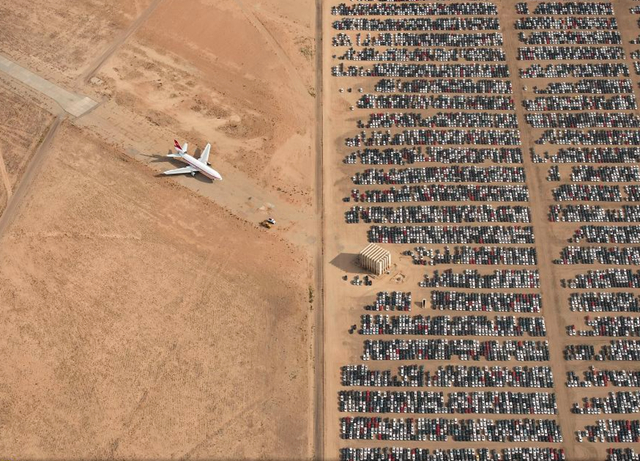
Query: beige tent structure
359 243 391 275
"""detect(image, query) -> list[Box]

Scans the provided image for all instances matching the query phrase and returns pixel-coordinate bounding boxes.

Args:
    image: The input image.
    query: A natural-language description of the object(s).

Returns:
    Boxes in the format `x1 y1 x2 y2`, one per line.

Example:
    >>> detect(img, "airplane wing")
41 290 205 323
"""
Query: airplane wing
164 166 197 175
199 143 211 165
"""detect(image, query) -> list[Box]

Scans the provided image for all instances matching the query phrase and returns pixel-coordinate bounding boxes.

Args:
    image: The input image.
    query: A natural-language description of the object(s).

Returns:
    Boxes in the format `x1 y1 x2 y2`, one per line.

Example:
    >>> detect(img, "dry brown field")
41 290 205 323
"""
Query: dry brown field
0 0 318 459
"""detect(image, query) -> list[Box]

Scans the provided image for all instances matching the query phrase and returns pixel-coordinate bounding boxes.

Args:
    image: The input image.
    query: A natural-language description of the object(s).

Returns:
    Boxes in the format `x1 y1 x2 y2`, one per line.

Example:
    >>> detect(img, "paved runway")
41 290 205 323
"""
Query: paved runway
0 54 97 117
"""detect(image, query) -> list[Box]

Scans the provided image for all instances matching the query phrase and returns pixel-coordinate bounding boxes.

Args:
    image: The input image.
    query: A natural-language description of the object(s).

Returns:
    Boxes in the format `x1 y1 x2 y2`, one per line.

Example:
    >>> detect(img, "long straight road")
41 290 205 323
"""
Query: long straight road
313 1 325 459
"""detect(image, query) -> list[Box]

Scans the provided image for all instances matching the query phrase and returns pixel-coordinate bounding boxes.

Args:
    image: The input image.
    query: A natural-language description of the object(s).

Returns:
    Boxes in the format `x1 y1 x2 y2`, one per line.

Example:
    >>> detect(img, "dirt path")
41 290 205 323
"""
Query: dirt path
496 2 576 456
0 145 13 199
313 0 325 459
234 0 311 102
0 114 63 244
77 0 165 85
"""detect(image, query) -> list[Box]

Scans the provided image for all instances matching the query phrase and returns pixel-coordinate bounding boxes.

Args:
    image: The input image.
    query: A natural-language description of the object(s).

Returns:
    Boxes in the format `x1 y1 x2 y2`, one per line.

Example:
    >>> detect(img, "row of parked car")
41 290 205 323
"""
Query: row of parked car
340 416 562 442
340 447 565 461
363 339 550 362
345 147 524 165
549 204 640 223
339 390 557 415
359 314 546 337
341 364 554 388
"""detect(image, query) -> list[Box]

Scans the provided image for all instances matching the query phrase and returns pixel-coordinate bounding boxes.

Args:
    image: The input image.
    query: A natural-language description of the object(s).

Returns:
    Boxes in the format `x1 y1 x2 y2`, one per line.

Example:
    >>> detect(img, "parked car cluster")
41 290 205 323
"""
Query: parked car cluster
569 292 640 312
365 291 412 312
519 63 628 79
518 46 624 61
523 95 636 112
348 205 531 224
331 2 499 17
563 269 640 289
351 166 525 185
341 364 554 388
359 314 546 337
514 16 616 30
554 246 640 265
518 31 621 45
572 391 640 414
537 147 640 163
345 147 523 165
340 447 565 461
360 112 518 129
606 448 640 461
333 0 640 455
340 417 562 442
368 225 535 245
570 165 640 182
576 419 640 443
363 339 550 361
535 129 640 146
571 225 640 243
420 269 540 289
527 2 613 15
431 291 542 313
350 185 530 203
406 245 537 265
526 113 640 129
551 184 622 202
338 390 557 414
564 340 640 361
356 94 516 111
568 316 640 337
376 78 512 94
337 47 506 63
332 63 510 78
332 17 501 32
549 205 640 222
532 79 632 94
566 366 640 387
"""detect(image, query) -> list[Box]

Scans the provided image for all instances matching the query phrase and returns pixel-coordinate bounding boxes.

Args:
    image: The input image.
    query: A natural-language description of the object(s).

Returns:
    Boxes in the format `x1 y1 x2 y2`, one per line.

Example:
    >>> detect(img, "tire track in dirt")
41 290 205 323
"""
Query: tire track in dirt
233 0 312 103
77 0 165 84
0 114 63 244
0 144 13 199
313 2 325 460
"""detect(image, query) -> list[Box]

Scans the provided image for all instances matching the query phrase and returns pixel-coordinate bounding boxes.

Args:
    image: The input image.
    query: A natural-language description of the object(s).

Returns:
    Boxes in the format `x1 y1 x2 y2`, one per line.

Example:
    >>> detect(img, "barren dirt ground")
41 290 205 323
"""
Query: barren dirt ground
0 121 312 460
0 0 318 459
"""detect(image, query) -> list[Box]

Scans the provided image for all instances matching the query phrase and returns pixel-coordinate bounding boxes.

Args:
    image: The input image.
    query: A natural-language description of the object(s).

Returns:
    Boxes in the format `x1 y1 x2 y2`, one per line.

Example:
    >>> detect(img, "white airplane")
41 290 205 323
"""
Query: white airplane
164 140 223 180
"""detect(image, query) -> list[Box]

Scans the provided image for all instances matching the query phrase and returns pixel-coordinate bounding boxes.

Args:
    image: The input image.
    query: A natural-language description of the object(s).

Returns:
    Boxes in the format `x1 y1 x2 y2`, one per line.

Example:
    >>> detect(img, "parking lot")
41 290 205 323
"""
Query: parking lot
324 0 640 459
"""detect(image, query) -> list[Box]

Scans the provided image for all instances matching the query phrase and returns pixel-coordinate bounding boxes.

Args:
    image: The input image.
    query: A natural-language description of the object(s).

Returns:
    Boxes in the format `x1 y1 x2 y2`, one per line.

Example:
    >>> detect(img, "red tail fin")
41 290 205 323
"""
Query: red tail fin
174 139 182 150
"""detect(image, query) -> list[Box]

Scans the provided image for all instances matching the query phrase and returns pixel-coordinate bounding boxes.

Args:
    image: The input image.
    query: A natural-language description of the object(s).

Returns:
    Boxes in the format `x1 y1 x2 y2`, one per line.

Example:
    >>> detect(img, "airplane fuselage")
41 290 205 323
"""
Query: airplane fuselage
179 153 223 180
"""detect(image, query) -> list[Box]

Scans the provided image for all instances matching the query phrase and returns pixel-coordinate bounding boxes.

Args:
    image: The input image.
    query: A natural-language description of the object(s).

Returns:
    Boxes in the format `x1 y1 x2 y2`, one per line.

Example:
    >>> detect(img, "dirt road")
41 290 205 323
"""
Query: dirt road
0 114 63 243
313 1 325 459
0 145 12 199
77 0 165 84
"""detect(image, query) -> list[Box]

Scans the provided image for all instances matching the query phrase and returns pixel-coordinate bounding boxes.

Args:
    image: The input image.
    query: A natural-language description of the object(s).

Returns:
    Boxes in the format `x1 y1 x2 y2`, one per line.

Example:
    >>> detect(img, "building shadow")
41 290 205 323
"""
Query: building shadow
330 252 367 274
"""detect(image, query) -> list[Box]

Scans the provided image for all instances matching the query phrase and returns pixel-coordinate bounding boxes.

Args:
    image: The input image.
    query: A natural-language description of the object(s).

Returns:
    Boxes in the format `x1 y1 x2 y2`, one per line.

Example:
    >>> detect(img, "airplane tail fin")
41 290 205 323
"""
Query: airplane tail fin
171 140 188 158
173 140 188 155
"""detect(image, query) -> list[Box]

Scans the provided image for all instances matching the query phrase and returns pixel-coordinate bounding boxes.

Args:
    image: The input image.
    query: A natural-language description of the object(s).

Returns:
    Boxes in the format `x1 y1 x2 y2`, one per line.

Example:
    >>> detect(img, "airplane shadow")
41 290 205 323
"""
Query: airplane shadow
330 252 367 274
